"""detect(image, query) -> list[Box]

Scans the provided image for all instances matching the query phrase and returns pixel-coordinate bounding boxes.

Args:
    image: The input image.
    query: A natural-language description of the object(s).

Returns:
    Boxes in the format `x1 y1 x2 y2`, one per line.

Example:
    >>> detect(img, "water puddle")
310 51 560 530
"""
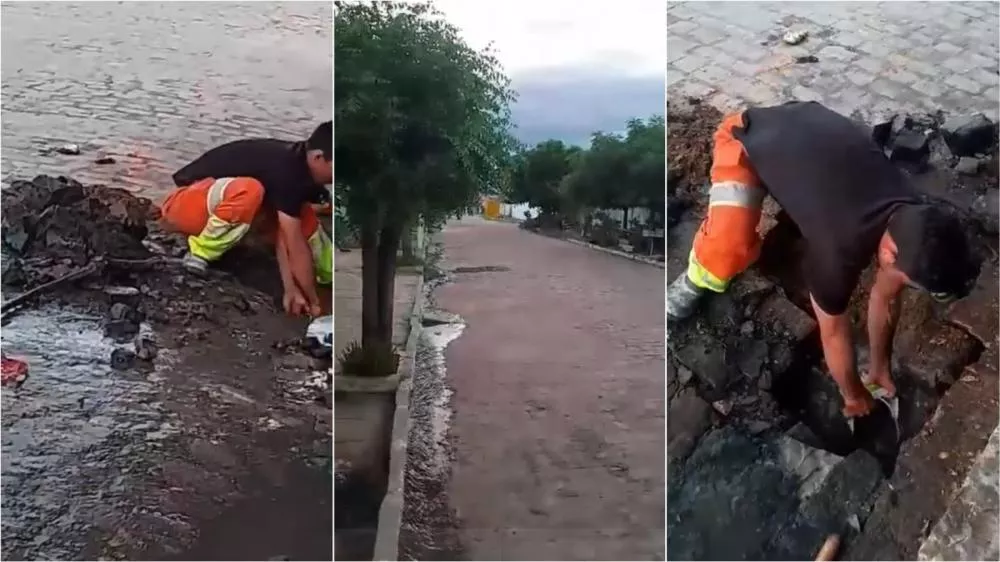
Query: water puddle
399 301 466 560
1 304 172 560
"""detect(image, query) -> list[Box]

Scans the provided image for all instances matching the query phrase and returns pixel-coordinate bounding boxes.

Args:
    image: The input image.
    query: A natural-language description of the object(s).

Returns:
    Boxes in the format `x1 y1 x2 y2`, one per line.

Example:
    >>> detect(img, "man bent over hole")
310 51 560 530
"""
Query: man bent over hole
161 121 333 317
667 102 979 418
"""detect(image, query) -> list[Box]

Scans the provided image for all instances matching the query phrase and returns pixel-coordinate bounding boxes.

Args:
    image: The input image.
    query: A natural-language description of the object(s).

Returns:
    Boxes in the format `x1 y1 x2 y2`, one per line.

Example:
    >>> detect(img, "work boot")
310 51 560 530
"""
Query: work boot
182 252 208 275
667 274 706 320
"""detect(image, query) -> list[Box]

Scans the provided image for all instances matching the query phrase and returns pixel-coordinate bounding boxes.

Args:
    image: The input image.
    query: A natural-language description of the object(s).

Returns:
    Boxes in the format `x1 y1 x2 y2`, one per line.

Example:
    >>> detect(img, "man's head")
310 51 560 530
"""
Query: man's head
878 204 979 302
305 121 332 185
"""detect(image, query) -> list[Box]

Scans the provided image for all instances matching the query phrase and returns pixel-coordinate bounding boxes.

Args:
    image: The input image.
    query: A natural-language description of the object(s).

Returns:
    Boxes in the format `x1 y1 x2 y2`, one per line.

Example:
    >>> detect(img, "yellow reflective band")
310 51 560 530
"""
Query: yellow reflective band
686 250 729 293
708 181 765 209
188 216 250 262
308 227 333 285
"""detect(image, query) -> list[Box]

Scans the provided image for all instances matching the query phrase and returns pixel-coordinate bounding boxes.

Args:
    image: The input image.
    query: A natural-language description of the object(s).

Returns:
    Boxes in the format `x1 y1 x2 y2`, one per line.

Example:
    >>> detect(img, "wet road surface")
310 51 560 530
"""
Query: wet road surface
1 3 332 559
406 218 665 560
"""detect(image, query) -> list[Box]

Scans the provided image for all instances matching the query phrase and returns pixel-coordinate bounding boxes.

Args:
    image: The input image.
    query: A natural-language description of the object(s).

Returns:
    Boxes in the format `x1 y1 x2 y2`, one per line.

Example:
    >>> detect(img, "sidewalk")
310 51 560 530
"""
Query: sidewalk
333 249 421 464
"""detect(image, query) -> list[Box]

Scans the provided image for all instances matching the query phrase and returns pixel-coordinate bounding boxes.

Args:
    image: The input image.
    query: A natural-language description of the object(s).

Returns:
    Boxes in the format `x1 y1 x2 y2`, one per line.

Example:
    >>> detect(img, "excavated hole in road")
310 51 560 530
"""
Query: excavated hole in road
754 216 984 477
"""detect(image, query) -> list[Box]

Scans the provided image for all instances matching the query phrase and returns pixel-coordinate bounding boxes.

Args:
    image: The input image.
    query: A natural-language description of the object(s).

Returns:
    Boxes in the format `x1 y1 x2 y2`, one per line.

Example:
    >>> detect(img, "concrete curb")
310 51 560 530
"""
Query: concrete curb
371 272 425 561
562 237 666 269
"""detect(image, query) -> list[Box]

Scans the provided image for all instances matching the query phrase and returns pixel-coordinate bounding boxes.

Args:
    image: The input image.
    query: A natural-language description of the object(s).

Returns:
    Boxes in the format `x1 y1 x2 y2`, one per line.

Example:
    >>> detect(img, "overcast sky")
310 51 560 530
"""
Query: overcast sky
433 0 666 147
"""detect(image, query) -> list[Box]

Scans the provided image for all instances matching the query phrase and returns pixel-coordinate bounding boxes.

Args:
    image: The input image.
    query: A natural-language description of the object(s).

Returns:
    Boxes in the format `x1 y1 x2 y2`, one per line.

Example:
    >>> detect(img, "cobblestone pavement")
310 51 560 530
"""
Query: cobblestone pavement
433 219 665 560
1 1 331 198
668 1 1000 120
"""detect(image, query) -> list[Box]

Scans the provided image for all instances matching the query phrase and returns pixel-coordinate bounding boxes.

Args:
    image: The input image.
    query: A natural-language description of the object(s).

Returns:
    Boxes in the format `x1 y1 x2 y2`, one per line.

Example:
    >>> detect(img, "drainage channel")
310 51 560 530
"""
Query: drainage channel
398 275 467 560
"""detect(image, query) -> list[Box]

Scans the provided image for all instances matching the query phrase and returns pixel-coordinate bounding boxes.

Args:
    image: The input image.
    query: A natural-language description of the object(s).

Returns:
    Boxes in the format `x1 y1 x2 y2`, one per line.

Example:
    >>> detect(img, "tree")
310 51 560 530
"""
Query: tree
335 1 516 347
508 140 581 215
564 115 665 227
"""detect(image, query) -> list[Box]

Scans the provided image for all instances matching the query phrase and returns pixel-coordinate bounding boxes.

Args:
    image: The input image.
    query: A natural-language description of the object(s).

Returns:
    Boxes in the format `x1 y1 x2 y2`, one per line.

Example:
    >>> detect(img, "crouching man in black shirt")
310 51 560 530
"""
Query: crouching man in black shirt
161 122 333 317
668 102 978 418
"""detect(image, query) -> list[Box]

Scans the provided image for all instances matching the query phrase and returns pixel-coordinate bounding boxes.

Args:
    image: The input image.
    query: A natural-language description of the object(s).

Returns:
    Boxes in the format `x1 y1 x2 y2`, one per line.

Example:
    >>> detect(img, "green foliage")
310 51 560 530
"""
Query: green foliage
337 340 400 378
509 140 582 214
334 1 518 230
506 116 665 225
566 116 665 216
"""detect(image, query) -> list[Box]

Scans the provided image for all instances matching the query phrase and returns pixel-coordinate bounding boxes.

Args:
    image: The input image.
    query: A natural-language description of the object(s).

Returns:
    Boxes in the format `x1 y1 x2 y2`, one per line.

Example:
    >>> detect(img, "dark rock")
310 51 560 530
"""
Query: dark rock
95 156 116 165
794 55 819 63
897 324 981 388
889 129 930 171
105 319 140 341
705 292 743 329
134 337 158 361
109 302 132 321
928 136 956 168
667 428 848 561
737 339 769 379
786 422 827 449
110 348 136 370
667 387 712 464
971 191 999 235
768 450 884 560
2 259 26 287
942 113 996 157
756 293 816 342
955 156 981 175
946 263 999 347
757 368 773 390
673 338 732 394
872 118 893 149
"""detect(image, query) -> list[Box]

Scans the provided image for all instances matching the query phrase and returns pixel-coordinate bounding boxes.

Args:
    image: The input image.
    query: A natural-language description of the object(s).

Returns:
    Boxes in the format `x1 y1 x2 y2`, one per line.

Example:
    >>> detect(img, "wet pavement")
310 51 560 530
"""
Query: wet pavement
400 218 665 560
1 3 332 560
0 1 331 198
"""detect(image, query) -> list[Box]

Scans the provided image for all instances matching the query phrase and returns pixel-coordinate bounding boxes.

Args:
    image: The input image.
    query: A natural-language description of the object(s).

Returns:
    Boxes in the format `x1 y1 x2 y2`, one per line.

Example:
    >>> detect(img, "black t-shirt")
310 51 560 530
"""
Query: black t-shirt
173 139 319 217
733 101 920 315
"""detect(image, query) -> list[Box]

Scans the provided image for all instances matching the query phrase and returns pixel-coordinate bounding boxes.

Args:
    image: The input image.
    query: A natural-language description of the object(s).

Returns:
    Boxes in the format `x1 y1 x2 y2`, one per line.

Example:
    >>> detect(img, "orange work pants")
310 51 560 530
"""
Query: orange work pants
686 112 767 292
160 177 330 284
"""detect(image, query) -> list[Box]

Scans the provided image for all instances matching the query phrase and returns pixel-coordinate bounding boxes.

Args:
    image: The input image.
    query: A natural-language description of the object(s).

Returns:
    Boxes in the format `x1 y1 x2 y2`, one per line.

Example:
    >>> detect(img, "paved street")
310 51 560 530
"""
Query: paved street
1 1 331 198
668 1 1000 120
431 219 665 560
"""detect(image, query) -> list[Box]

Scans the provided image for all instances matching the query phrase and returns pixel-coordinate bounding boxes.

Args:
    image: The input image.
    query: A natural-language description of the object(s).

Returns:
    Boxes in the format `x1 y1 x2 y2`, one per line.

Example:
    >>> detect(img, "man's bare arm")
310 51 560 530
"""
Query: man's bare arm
867 267 905 392
811 295 870 415
276 212 319 306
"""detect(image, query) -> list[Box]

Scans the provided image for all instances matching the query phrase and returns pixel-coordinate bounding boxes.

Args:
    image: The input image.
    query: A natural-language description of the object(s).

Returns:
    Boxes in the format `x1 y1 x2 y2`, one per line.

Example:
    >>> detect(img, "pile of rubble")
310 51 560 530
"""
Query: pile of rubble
667 103 999 560
1 175 329 383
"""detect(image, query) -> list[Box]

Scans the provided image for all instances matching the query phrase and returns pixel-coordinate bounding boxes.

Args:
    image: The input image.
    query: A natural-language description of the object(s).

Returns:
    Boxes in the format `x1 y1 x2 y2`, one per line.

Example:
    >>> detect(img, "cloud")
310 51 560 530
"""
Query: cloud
429 0 666 147
511 69 665 147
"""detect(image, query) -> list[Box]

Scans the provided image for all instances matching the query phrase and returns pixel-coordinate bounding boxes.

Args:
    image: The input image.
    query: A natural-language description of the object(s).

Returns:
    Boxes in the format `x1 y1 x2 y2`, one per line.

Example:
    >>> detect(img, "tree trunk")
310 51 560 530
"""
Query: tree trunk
360 223 380 348
375 223 402 345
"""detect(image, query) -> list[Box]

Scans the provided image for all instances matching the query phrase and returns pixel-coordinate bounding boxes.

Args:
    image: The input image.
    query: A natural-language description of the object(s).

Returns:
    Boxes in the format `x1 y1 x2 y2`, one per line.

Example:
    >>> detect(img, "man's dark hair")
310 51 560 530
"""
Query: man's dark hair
888 204 979 298
306 121 332 160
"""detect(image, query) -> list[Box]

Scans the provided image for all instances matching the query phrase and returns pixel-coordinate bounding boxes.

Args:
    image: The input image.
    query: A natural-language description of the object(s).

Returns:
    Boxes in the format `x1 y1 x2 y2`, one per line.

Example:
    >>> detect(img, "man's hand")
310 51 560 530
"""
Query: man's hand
842 391 875 417
276 211 320 306
283 289 310 317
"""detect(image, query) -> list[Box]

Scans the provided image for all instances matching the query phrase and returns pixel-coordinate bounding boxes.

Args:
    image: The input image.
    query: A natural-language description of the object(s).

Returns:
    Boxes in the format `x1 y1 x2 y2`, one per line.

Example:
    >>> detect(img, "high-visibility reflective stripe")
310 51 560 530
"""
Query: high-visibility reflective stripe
308 226 333 285
708 181 765 209
686 250 729 293
188 216 250 262
206 177 236 214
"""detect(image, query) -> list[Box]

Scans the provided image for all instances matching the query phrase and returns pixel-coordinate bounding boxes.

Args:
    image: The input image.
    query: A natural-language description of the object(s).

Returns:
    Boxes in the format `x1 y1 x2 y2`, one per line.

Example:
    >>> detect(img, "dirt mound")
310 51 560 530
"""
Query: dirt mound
2 176 157 261
667 100 722 212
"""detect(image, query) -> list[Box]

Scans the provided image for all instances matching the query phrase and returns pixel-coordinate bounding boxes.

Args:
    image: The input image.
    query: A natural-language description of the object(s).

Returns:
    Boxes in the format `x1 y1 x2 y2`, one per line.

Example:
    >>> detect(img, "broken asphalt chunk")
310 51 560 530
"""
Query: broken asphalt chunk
889 129 930 171
942 113 997 157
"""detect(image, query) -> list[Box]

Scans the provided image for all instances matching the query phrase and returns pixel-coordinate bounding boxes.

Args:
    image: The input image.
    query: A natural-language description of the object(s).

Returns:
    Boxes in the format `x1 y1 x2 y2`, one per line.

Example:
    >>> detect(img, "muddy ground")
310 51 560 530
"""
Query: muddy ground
666 102 998 560
1 176 332 561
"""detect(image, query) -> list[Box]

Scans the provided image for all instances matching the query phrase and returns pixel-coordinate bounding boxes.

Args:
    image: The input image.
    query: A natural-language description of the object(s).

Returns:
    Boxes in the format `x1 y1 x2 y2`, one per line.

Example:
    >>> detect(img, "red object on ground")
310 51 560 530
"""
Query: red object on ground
1 354 29 387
